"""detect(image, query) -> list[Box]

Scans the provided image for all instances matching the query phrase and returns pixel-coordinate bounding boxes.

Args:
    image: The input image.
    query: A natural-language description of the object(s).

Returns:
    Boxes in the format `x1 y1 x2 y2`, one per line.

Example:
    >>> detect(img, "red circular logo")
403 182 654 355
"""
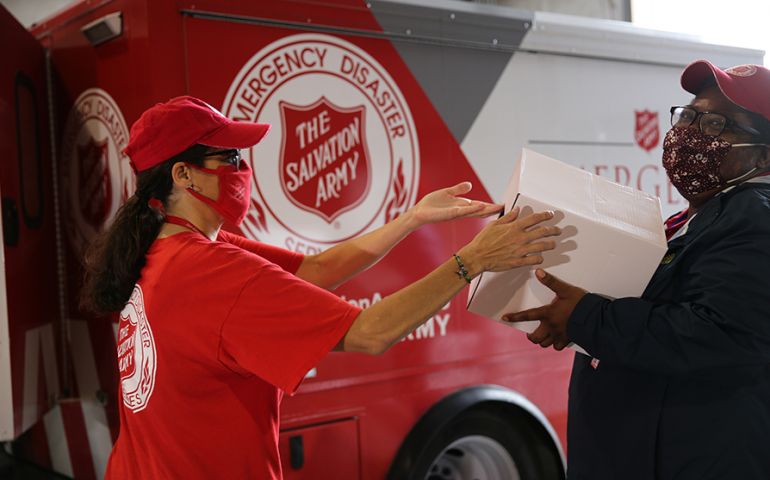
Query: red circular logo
222 34 420 254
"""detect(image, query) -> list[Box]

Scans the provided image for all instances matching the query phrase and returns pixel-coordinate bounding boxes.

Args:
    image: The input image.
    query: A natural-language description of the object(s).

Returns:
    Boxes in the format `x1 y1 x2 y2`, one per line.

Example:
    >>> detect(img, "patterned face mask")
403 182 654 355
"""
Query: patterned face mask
662 127 763 198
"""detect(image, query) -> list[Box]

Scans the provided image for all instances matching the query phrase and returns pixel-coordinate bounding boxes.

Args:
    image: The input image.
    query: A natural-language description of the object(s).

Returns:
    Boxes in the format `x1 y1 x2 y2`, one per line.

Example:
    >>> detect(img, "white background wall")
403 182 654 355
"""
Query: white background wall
0 0 77 27
1 0 766 64
632 0 769 65
480 0 630 20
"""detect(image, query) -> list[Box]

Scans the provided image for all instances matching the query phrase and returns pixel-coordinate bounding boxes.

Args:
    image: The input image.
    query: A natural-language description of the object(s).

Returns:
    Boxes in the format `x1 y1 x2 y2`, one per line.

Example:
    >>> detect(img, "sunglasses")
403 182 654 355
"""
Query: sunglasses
202 149 242 169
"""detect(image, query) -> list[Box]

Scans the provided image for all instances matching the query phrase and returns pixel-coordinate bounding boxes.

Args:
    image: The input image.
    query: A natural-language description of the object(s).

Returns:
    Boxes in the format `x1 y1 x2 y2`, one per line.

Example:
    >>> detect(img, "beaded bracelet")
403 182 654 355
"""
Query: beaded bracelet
452 254 472 284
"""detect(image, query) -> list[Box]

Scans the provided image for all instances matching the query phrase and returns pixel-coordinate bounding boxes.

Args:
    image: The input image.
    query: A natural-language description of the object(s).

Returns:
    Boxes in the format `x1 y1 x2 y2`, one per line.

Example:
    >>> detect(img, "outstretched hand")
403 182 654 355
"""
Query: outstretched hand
408 182 502 228
503 269 587 350
459 208 560 274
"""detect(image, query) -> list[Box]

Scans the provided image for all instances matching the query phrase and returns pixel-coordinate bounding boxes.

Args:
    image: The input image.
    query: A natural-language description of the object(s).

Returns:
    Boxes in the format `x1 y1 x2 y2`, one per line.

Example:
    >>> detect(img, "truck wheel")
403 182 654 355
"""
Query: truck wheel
391 407 564 480
424 434 519 479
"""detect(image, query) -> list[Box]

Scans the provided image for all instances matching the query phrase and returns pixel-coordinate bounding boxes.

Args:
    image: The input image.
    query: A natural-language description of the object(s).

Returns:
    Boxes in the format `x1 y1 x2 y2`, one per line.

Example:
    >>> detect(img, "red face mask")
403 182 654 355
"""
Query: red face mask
186 161 252 226
662 127 763 198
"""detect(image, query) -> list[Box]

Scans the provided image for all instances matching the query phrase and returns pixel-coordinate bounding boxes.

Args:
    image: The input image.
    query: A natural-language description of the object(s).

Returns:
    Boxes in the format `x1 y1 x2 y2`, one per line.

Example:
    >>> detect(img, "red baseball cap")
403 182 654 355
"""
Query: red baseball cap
124 96 270 172
681 60 770 123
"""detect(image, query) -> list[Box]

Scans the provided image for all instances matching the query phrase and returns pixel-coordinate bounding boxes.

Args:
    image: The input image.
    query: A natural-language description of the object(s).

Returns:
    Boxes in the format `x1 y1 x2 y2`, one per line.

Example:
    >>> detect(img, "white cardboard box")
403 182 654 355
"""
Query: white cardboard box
466 148 667 353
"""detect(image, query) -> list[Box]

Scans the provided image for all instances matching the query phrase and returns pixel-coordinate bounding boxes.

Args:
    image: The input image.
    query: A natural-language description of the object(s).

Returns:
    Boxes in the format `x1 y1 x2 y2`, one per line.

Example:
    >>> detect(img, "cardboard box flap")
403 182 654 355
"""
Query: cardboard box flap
513 149 665 245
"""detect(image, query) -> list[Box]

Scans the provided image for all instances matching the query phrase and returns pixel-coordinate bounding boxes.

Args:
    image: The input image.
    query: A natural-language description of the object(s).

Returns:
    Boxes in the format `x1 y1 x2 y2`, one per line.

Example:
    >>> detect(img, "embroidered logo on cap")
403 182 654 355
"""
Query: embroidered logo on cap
725 65 757 77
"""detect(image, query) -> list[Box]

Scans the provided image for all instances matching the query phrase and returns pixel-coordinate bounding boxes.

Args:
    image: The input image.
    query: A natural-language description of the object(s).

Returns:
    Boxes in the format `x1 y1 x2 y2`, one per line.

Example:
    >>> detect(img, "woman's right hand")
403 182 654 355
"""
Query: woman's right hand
457 207 560 275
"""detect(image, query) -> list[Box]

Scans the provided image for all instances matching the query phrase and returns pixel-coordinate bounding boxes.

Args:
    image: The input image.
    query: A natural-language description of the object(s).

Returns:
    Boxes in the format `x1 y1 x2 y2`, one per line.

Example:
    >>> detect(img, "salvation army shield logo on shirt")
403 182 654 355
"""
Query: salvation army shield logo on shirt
222 33 419 253
634 110 660 152
279 98 371 223
117 285 157 413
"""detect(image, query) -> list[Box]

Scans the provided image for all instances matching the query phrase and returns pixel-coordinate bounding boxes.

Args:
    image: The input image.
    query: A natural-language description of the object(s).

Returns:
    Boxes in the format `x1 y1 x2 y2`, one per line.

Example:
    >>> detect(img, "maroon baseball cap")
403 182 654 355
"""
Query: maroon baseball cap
681 60 770 123
124 96 270 172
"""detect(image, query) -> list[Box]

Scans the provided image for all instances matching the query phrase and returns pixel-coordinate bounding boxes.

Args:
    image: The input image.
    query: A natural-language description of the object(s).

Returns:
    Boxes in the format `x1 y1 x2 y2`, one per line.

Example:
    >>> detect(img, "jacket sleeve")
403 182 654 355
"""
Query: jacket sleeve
567 198 770 374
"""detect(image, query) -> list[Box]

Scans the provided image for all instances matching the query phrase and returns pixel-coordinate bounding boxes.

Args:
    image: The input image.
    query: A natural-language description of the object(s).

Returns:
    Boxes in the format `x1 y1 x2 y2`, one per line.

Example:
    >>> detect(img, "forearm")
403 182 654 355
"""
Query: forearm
341 249 479 354
296 211 418 289
568 294 770 374
336 207 558 353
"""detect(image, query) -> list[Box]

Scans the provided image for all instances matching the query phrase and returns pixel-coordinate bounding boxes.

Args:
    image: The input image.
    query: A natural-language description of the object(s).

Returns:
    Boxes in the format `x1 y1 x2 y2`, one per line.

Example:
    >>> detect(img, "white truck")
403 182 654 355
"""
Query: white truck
0 1 761 478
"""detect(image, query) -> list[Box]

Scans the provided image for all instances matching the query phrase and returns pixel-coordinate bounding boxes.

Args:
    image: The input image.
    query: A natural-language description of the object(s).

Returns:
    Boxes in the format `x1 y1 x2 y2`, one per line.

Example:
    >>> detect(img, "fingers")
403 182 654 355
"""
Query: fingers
453 202 487 217
446 181 472 196
526 323 549 344
495 206 520 224
504 306 571 351
528 325 570 350
458 202 503 219
535 269 570 296
502 305 548 323
513 254 544 267
519 240 556 255
514 210 555 229
523 225 561 242
507 242 554 267
472 202 504 217
481 208 505 218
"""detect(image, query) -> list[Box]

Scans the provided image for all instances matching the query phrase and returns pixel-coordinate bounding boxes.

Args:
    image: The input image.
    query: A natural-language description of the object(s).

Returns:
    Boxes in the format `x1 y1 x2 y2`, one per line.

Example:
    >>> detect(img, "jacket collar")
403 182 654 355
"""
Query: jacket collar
643 180 770 298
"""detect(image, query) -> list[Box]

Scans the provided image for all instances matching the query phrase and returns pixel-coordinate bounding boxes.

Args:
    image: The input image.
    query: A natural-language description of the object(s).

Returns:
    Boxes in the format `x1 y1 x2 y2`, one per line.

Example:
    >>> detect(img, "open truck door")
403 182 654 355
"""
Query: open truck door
0 6 68 472
0 1 65 470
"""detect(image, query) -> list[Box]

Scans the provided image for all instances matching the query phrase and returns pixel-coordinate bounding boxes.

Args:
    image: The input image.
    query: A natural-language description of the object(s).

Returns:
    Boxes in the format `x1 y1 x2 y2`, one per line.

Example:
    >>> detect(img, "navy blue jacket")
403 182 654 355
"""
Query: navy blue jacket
566 181 770 480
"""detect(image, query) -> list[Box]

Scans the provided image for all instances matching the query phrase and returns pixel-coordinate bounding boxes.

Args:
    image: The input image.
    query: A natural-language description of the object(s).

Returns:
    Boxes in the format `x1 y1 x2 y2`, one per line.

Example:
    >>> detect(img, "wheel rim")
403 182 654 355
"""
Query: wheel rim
424 435 520 480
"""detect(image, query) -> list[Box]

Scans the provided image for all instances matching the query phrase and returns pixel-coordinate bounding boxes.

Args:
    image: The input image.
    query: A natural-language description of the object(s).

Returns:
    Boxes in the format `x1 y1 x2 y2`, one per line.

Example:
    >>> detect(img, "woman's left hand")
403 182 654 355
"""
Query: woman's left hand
407 182 502 229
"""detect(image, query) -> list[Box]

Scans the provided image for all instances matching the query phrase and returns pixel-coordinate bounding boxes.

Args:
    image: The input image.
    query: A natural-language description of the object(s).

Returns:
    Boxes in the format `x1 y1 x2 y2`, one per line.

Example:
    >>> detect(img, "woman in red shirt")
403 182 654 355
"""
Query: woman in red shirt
81 96 559 479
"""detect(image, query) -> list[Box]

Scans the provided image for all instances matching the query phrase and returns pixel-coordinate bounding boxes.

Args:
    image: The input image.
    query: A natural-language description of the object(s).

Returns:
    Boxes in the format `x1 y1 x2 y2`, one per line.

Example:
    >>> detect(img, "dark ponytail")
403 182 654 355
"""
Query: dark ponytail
80 144 208 314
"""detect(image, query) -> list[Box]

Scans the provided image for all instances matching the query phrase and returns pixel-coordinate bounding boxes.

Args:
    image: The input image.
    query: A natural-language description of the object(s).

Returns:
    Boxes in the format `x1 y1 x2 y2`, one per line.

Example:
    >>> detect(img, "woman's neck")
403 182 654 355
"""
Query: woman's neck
160 204 222 240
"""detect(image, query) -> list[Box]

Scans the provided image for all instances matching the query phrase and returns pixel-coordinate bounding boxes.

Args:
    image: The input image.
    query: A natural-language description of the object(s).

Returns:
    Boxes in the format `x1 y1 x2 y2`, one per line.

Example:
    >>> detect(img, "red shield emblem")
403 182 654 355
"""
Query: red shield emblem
279 97 371 223
77 137 112 228
635 110 660 152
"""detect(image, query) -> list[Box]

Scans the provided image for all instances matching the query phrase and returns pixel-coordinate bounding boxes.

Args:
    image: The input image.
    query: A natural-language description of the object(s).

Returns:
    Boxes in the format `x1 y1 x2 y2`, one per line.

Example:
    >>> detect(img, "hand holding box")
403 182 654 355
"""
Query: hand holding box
466 149 668 353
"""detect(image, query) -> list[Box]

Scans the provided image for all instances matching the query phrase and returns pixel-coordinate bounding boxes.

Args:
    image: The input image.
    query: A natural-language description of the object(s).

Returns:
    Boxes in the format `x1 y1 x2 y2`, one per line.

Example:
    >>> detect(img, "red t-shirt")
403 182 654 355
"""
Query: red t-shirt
105 230 361 479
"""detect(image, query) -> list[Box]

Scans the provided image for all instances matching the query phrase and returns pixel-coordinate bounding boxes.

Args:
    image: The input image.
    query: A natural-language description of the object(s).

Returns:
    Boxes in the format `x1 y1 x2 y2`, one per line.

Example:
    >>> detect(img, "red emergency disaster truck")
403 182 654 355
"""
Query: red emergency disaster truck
0 0 762 479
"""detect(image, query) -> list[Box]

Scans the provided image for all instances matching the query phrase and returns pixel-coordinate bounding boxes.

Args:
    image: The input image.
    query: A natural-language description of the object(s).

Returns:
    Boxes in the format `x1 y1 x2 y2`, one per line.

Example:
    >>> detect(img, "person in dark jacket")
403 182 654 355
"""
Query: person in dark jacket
505 59 770 480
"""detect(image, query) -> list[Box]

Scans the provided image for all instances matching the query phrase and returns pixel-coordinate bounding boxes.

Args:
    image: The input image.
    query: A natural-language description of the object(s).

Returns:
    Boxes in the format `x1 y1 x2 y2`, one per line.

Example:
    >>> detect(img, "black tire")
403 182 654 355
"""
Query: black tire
389 404 564 480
